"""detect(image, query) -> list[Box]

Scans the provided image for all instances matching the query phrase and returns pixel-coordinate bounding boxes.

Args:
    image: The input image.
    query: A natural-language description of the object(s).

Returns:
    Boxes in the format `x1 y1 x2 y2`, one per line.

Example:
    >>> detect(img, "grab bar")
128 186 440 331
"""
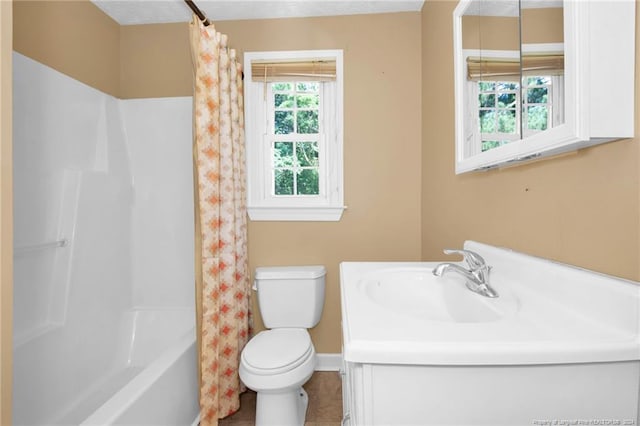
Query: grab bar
14 238 68 255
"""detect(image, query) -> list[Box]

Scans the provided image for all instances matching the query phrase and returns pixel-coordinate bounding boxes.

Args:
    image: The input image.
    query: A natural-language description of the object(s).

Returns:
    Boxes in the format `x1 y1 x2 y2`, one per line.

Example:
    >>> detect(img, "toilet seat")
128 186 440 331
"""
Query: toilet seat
241 329 313 376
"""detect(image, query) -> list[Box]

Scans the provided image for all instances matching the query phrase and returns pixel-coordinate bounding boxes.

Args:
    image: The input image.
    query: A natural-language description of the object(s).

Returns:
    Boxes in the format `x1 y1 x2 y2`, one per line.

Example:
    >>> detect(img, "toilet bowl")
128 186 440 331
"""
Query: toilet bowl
240 329 317 425
239 266 326 426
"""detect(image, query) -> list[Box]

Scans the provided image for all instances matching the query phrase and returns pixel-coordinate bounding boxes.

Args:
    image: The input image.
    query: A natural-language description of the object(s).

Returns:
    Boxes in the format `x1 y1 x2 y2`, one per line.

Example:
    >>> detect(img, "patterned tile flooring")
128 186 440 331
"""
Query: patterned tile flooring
219 371 343 426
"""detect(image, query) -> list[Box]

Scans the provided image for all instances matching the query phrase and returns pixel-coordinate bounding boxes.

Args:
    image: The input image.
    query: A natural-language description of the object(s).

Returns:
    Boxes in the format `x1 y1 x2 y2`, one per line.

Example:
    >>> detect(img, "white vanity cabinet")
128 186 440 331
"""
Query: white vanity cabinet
340 360 639 426
453 0 636 173
339 244 640 425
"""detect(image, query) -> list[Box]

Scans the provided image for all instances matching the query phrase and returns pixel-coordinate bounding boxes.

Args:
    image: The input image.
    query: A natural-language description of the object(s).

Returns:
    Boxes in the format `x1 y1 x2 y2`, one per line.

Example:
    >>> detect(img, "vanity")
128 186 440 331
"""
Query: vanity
339 241 640 425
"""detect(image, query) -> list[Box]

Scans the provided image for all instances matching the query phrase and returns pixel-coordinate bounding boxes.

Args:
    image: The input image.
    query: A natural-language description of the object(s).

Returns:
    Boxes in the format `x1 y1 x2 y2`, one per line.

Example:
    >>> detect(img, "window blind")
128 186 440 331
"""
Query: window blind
467 54 564 80
251 60 336 82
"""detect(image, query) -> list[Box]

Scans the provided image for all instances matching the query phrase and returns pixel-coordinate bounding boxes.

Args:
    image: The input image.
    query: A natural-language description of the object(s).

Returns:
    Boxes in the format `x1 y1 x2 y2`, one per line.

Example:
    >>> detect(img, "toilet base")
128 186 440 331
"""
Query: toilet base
255 387 309 426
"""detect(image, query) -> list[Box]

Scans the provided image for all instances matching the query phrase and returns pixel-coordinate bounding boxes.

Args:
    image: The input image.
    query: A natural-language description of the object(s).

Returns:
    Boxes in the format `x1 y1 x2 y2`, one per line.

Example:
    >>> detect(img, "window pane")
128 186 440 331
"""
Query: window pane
296 94 319 108
297 110 319 134
497 93 516 108
274 93 295 109
481 140 503 152
527 87 548 104
275 111 294 134
527 106 548 130
296 82 319 92
274 169 294 195
479 81 495 91
479 94 495 108
296 142 319 167
497 109 517 133
479 110 496 133
525 76 550 86
273 142 294 167
296 169 319 195
496 82 518 91
272 82 293 91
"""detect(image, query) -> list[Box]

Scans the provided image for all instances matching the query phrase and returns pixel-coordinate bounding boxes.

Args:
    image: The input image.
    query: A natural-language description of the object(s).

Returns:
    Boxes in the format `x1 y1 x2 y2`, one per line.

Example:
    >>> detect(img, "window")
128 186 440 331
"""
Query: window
463 47 564 156
522 76 555 137
244 50 344 221
476 76 558 152
477 80 520 152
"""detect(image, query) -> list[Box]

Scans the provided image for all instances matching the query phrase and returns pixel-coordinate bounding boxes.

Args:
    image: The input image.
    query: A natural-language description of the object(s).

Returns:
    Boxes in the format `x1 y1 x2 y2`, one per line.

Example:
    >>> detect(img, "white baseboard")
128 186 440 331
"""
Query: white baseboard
315 353 342 371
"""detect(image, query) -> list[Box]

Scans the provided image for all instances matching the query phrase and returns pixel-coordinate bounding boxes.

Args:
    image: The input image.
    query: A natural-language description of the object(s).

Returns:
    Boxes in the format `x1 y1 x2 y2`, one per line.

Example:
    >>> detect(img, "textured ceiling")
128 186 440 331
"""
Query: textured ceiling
92 0 426 26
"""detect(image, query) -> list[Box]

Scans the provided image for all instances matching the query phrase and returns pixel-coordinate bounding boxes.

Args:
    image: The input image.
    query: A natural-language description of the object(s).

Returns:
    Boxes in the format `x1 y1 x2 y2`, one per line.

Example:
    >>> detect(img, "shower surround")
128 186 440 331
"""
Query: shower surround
12 52 198 425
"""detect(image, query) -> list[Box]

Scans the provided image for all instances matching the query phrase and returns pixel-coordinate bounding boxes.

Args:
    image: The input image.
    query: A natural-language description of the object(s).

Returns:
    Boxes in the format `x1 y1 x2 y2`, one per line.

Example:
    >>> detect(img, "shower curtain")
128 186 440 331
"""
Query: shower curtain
189 17 251 425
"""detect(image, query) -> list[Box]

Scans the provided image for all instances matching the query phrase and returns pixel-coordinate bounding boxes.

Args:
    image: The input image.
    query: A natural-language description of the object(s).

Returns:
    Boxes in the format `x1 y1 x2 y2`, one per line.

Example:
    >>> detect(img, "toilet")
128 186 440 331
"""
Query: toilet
239 265 326 426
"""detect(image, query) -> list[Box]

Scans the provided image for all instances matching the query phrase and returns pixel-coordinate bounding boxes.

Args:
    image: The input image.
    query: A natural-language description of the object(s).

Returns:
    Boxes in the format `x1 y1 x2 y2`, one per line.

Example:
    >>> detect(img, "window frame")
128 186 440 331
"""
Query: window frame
244 50 345 221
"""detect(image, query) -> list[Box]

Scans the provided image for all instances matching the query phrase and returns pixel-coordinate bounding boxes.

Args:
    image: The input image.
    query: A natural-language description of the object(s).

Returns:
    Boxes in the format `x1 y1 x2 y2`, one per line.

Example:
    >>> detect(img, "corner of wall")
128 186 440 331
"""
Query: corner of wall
0 0 13 423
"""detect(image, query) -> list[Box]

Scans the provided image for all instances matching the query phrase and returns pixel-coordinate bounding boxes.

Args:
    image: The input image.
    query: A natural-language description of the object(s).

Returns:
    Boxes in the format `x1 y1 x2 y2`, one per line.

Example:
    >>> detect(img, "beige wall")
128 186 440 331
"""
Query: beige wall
0 1 12 423
462 15 520 50
421 0 640 282
13 0 120 97
463 8 563 50
521 8 564 44
120 22 192 98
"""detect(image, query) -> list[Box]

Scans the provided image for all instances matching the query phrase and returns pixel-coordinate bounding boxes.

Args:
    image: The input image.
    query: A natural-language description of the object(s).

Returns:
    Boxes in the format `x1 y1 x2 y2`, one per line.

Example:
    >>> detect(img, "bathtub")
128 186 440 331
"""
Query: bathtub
79 308 200 426
340 241 640 425
69 308 200 426
13 308 199 426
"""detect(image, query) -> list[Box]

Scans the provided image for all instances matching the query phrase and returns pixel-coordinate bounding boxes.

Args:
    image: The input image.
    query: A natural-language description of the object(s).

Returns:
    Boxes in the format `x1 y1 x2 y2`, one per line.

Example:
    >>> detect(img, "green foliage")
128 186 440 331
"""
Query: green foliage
296 142 319 167
297 169 319 195
526 106 548 131
481 140 503 152
273 82 319 135
272 140 319 196
275 111 294 134
274 169 294 195
497 110 516 133
478 76 552 148
271 82 320 196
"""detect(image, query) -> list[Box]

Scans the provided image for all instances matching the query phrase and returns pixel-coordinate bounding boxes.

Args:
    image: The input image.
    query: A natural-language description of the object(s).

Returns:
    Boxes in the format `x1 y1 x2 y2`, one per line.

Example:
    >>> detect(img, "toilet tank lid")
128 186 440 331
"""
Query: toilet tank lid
255 265 326 280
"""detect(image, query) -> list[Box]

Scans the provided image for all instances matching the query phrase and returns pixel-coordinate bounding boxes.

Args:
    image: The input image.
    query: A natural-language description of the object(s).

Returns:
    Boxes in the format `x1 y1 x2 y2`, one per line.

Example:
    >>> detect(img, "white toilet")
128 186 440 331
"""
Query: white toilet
239 265 326 426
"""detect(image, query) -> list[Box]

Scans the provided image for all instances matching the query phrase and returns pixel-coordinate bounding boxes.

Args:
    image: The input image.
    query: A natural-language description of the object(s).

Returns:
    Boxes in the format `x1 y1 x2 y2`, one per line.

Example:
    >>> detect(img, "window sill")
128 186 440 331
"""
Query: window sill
248 205 346 221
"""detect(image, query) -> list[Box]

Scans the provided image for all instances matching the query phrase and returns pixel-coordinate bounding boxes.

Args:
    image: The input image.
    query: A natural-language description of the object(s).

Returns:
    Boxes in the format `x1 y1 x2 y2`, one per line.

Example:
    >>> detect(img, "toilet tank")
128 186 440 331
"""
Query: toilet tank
254 265 326 329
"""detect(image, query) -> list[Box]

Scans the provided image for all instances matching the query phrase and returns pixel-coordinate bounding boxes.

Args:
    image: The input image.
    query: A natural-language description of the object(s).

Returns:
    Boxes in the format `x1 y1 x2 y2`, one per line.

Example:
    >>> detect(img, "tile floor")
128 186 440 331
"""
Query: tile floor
219 371 343 426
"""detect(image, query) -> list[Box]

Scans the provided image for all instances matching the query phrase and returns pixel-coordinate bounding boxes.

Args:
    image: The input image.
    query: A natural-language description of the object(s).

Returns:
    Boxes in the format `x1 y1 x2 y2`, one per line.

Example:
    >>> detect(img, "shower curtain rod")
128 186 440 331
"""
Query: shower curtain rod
184 0 211 26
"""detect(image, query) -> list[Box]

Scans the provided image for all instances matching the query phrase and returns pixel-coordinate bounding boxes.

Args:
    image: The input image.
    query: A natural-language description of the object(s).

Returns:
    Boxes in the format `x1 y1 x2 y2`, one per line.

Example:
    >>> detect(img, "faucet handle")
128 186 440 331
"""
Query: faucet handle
443 249 487 269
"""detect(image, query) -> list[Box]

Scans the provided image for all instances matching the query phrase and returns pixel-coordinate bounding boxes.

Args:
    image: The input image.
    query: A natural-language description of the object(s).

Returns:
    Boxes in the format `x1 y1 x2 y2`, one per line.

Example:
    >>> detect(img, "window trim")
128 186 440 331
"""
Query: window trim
244 50 345 221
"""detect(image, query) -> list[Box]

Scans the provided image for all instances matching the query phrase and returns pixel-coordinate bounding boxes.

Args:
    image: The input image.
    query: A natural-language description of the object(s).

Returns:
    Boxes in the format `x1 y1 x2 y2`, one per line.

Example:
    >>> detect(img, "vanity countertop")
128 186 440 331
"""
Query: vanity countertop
340 241 640 365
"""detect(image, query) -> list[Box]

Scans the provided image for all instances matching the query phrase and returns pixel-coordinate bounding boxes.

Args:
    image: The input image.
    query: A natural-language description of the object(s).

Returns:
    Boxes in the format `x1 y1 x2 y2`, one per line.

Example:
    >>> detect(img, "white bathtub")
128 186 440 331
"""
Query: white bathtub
13 308 199 426
79 308 200 426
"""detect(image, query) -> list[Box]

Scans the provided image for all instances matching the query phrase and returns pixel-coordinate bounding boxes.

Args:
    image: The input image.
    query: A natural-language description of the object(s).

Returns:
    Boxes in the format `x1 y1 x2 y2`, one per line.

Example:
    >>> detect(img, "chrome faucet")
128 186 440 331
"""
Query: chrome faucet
432 249 499 298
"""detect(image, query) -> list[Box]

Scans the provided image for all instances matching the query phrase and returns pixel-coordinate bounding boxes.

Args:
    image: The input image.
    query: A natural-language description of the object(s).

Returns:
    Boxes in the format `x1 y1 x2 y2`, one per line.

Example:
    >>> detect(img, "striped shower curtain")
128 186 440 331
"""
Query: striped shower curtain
189 16 251 426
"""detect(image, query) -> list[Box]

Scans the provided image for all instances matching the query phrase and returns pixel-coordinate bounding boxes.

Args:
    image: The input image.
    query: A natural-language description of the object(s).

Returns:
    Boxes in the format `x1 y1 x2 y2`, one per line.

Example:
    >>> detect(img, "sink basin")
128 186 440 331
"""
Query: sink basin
358 267 517 323
341 241 640 368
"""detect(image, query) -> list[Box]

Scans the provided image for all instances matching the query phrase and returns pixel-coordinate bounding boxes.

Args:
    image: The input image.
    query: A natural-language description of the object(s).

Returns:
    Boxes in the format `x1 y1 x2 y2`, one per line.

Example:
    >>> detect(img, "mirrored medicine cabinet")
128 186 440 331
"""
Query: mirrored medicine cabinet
453 0 635 173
